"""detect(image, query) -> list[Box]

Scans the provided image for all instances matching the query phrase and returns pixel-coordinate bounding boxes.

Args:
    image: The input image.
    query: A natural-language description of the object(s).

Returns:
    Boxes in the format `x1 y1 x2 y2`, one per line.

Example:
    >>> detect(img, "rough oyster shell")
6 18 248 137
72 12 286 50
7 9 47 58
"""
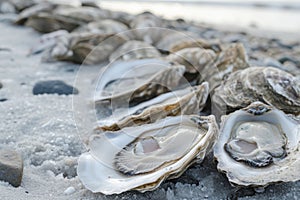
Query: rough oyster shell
109 40 161 62
200 42 249 91
166 47 217 74
94 58 186 107
213 66 300 117
214 102 300 187
96 82 209 131
155 31 213 53
78 115 219 194
42 32 128 64
73 19 128 34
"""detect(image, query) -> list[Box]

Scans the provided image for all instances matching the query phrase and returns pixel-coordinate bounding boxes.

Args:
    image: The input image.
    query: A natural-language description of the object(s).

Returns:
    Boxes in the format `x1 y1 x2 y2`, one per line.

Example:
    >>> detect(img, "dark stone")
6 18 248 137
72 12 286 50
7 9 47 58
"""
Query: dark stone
0 149 23 187
0 98 7 102
32 80 79 95
0 82 2 89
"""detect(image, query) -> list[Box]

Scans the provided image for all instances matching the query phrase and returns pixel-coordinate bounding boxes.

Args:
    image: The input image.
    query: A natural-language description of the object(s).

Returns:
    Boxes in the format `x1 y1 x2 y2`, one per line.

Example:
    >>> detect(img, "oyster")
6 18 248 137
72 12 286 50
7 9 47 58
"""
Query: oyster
200 43 249 91
96 82 209 131
166 47 217 74
78 115 219 194
42 32 128 64
94 58 186 107
214 102 300 187
155 31 213 53
213 66 300 117
109 40 161 62
73 19 128 34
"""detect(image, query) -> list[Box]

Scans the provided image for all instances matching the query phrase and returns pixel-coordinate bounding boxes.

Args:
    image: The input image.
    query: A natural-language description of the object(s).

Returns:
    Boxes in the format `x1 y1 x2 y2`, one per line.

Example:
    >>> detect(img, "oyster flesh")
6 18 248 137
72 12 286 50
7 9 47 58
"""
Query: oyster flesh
214 102 300 187
96 82 209 131
78 115 219 194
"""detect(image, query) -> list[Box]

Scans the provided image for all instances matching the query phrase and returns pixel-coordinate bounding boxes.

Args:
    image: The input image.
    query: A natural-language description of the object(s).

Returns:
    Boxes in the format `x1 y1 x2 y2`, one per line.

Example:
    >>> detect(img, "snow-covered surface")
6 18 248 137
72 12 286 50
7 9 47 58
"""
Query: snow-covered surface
0 13 299 200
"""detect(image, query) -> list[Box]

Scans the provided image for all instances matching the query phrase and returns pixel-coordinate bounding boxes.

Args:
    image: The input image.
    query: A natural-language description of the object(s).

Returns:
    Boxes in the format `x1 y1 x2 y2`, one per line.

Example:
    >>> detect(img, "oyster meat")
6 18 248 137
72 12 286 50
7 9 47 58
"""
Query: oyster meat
214 102 300 187
78 115 219 194
96 82 209 131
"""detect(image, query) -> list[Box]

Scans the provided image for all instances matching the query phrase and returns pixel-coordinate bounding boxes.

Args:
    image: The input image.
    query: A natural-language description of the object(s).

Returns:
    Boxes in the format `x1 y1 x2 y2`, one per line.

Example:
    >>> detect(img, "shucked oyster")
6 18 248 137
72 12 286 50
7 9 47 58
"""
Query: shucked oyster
95 58 186 107
96 82 209 131
78 115 219 194
213 66 300 117
214 102 300 187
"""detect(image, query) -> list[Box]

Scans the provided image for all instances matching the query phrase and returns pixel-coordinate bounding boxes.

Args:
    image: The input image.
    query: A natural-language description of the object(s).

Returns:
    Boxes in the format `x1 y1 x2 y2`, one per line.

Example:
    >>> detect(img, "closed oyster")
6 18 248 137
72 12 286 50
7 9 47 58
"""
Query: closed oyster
94 58 186 107
130 12 165 44
73 19 128 34
166 47 217 74
96 82 209 131
42 32 128 64
213 66 300 117
200 43 249 91
78 115 219 194
155 31 213 53
109 40 161 62
214 102 300 187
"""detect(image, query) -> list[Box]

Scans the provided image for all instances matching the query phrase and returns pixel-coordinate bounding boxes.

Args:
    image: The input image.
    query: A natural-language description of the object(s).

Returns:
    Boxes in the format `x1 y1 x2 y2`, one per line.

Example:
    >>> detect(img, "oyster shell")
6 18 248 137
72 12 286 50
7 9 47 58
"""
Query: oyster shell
213 66 300 117
200 43 249 91
155 31 213 53
42 32 128 64
166 47 217 74
94 58 186 107
214 102 300 187
73 19 128 34
78 115 219 194
96 82 209 131
109 40 161 62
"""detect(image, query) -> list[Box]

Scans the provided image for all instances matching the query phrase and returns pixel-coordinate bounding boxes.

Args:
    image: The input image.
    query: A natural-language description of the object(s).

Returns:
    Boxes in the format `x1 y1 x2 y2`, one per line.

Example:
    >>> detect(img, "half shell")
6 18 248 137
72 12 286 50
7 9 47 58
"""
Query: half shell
214 102 300 187
96 82 209 131
78 115 219 194
94 58 186 107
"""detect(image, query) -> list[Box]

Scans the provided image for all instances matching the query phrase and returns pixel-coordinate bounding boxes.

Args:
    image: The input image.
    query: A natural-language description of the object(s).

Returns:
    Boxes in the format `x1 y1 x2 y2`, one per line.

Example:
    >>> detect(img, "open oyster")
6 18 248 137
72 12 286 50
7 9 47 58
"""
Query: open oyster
96 82 209 131
213 66 300 117
95 58 186 107
214 102 300 187
78 115 219 194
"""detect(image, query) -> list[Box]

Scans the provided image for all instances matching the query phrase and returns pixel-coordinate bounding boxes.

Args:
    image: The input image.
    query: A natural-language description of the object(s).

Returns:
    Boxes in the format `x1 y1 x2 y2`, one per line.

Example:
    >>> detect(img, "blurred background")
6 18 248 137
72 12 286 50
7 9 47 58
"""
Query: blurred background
95 0 300 34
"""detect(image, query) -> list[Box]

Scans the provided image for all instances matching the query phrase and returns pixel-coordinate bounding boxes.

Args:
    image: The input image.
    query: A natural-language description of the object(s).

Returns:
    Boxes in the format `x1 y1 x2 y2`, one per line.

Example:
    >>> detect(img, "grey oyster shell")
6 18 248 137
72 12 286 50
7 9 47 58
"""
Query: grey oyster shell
109 40 161 62
213 66 300 117
78 115 219 194
214 102 300 187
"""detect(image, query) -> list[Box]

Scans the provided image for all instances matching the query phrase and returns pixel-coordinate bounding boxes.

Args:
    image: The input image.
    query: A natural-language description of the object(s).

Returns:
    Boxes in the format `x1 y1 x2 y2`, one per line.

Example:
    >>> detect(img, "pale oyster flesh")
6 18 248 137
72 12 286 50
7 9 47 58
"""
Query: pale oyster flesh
214 102 300 187
96 82 209 131
77 115 219 194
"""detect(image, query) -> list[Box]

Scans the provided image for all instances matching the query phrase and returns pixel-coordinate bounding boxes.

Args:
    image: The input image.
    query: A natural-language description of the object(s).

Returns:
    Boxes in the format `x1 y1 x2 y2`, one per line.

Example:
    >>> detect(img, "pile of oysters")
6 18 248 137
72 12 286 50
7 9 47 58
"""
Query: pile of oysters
7 0 300 195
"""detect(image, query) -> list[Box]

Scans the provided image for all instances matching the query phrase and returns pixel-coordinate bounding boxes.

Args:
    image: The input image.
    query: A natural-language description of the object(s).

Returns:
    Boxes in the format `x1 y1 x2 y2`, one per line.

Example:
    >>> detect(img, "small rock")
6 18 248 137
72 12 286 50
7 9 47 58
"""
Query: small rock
64 186 76 195
0 82 2 89
0 149 23 187
33 80 79 95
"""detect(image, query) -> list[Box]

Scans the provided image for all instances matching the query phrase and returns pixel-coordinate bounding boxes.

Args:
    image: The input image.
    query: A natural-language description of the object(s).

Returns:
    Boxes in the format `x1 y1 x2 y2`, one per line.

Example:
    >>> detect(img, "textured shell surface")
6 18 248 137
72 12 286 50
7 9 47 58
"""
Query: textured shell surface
94 58 186 107
214 102 300 187
166 47 217 74
109 40 161 62
77 115 219 194
96 82 209 131
213 66 300 117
